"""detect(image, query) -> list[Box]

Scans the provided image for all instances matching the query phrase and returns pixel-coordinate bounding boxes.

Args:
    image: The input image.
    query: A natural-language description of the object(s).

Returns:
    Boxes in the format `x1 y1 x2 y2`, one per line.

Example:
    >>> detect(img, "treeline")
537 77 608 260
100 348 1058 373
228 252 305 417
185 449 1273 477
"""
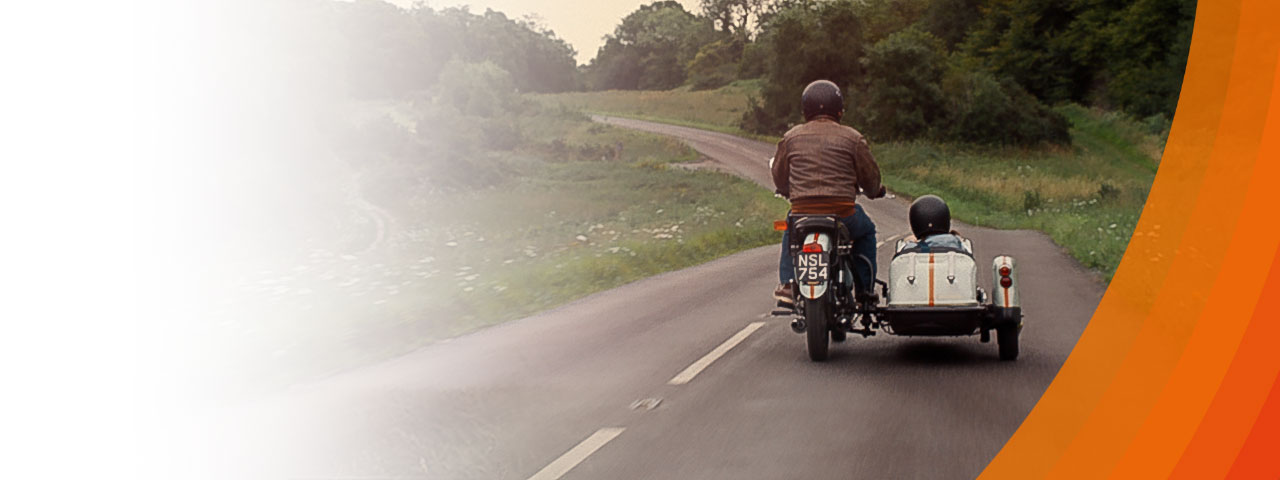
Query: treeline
331 0 581 98
295 0 589 198
587 0 1195 144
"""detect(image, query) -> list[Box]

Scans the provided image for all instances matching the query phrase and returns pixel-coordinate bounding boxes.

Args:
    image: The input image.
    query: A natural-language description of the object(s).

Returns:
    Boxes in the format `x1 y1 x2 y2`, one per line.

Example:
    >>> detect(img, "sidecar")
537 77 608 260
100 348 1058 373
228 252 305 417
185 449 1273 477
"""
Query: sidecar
878 236 1024 360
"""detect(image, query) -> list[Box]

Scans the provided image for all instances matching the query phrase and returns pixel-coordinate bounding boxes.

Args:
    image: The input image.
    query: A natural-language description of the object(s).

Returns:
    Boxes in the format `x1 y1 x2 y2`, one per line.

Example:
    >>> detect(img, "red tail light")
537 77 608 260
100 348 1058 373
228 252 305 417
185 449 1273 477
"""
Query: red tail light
1000 276 1013 288
999 266 1011 277
802 243 823 253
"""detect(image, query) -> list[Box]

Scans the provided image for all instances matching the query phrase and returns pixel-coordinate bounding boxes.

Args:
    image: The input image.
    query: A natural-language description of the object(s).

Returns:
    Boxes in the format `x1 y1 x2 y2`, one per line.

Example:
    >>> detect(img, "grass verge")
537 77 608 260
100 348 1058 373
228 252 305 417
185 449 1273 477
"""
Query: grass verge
533 80 778 141
210 103 788 392
541 84 1162 282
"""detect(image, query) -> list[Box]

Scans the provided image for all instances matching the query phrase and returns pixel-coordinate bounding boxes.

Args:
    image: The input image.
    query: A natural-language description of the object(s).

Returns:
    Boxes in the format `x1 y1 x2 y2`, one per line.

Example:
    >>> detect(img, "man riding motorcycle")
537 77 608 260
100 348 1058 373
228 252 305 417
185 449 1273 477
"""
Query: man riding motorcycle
772 79 885 305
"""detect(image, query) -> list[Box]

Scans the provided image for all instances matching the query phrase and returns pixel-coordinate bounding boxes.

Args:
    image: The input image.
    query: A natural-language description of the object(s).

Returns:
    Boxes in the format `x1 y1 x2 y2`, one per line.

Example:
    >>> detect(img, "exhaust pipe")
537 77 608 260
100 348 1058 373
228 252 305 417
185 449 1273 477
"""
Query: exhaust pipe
791 318 807 333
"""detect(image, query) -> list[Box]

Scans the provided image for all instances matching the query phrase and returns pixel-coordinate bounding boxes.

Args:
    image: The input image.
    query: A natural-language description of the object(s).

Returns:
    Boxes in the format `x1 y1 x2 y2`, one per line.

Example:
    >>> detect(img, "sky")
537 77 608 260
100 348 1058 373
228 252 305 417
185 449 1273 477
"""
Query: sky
395 0 701 65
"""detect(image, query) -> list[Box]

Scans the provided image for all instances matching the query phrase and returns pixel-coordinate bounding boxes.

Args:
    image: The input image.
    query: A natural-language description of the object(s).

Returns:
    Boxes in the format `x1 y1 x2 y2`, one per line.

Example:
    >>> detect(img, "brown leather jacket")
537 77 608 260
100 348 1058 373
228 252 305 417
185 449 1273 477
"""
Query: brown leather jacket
770 117 881 203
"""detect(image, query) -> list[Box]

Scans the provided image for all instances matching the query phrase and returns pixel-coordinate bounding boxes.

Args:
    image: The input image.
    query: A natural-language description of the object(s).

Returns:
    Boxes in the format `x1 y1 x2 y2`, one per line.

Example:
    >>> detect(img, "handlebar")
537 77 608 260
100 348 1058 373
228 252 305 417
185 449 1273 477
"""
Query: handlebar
860 185 887 199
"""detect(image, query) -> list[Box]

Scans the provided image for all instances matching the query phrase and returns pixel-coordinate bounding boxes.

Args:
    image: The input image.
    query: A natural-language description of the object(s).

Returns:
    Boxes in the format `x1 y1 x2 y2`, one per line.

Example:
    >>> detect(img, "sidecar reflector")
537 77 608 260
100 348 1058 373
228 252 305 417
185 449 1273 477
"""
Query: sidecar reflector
1000 276 1013 288
802 243 823 253
774 220 788 231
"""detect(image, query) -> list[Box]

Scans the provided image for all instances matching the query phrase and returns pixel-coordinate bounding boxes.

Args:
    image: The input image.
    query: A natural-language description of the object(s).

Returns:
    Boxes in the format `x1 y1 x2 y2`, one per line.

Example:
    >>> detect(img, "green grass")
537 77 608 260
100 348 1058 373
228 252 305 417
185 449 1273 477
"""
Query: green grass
542 84 1162 282
532 79 776 141
210 102 788 392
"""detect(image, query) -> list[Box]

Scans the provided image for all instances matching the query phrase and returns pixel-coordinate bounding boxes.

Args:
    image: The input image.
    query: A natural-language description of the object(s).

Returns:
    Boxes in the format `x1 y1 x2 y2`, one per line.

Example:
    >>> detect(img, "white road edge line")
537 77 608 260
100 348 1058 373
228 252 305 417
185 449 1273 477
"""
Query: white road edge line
528 427 626 480
669 322 766 385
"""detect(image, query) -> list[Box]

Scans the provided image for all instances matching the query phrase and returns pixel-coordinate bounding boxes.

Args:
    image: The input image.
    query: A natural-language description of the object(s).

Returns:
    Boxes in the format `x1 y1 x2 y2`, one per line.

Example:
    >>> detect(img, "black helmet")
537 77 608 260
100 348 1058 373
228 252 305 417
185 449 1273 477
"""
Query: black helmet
909 195 951 239
801 80 843 121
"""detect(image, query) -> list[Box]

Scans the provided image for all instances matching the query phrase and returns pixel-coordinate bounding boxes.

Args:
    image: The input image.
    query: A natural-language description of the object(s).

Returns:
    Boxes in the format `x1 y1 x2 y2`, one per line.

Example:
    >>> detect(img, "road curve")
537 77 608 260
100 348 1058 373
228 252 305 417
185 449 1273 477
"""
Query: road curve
211 118 1105 479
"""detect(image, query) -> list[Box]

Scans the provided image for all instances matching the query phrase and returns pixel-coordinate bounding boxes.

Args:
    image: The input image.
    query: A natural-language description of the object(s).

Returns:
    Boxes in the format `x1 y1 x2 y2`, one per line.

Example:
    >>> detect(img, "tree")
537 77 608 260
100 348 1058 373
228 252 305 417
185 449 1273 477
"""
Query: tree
741 0 866 133
422 7 580 93
700 0 766 35
686 36 747 89
329 1 581 97
335 0 436 98
919 0 984 48
1099 0 1195 117
854 27 947 140
587 1 720 90
961 0 1194 118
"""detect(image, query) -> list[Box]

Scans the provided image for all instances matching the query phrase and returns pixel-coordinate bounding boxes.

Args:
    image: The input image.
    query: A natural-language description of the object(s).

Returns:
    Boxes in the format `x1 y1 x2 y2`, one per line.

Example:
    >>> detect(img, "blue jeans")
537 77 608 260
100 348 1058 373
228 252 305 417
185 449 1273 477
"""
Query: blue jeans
779 205 877 294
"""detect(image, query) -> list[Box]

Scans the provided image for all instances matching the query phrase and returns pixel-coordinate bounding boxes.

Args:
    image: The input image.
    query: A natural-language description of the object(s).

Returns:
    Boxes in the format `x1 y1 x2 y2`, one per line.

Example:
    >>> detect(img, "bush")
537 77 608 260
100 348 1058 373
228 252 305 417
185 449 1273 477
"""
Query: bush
852 27 947 141
736 39 769 79
435 60 517 118
686 36 746 90
939 64 1070 145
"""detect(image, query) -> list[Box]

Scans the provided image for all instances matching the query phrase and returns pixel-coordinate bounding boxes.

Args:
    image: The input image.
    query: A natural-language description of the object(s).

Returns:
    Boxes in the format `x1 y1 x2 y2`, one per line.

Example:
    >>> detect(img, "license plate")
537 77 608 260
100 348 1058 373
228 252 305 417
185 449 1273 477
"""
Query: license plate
796 253 829 284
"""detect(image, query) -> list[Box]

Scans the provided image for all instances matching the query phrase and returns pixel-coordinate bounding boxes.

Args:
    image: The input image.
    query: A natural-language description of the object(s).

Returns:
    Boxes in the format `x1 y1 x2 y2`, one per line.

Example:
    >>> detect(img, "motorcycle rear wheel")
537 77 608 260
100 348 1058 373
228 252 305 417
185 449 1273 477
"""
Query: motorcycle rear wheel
805 299 830 361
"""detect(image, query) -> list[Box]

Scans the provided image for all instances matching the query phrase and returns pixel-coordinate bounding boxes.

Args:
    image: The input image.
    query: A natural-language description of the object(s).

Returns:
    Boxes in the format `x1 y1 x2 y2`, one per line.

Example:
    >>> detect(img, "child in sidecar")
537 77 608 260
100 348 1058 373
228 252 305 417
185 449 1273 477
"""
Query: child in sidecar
889 195 980 309
899 195 967 254
882 194 1023 360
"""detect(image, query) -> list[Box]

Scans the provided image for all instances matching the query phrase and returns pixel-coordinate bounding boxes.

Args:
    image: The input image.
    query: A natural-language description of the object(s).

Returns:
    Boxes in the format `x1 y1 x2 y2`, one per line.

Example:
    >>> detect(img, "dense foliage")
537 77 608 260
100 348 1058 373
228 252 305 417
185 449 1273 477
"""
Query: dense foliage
962 0 1195 118
585 1 721 90
588 0 1194 145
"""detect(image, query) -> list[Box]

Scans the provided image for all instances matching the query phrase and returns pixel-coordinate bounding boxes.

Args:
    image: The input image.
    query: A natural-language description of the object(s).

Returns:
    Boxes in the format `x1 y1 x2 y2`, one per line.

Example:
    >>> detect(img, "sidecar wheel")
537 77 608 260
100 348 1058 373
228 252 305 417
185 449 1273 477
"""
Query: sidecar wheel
805 300 830 361
997 324 1020 361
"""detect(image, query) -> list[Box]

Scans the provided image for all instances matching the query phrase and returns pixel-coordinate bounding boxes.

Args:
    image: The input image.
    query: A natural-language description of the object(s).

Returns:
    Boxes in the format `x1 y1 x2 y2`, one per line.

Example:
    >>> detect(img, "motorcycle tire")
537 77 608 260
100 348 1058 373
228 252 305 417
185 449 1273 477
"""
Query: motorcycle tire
805 299 830 361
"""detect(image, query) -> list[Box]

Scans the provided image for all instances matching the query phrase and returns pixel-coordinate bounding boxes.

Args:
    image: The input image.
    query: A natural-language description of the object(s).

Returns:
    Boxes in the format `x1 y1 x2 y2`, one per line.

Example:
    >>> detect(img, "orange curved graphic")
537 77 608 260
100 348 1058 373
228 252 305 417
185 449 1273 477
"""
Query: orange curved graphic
981 0 1280 478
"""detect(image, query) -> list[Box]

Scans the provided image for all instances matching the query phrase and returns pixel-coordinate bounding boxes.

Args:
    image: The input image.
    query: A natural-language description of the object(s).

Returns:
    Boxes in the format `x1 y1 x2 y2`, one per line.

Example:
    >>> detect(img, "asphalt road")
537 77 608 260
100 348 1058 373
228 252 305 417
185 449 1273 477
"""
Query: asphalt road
212 117 1104 479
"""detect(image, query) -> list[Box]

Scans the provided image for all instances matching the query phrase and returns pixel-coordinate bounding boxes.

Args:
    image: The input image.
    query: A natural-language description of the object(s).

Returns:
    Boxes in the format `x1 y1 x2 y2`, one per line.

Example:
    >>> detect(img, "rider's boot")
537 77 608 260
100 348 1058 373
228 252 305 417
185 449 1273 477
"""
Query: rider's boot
774 282 795 308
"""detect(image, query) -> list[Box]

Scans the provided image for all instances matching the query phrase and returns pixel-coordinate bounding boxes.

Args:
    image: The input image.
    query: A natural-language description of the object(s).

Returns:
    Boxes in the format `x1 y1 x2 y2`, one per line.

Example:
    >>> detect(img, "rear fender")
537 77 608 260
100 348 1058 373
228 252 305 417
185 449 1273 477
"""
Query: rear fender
795 231 833 300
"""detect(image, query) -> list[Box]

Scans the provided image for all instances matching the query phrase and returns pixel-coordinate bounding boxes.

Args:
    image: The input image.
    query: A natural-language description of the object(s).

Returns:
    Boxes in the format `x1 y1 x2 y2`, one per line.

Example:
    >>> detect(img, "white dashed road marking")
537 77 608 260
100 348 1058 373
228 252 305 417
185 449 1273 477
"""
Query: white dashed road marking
877 232 907 249
668 322 766 385
527 427 626 480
